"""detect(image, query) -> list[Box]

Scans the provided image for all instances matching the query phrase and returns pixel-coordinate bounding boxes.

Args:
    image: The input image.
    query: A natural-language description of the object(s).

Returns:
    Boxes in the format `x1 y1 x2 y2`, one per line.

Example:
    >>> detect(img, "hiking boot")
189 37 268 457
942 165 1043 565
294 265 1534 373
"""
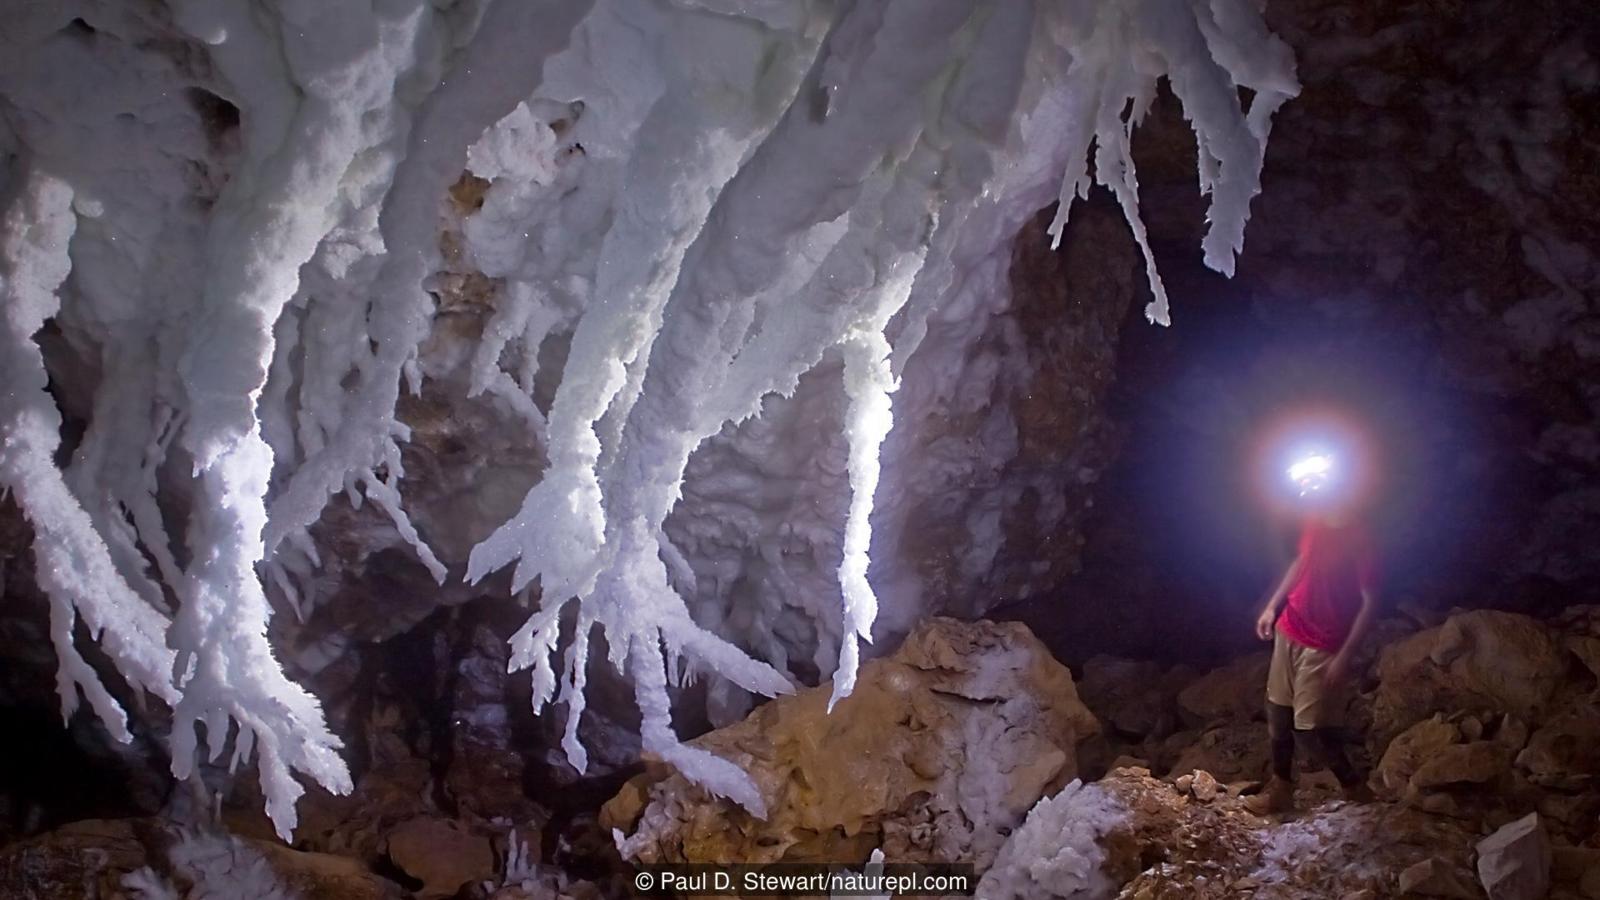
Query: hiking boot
1244 777 1294 816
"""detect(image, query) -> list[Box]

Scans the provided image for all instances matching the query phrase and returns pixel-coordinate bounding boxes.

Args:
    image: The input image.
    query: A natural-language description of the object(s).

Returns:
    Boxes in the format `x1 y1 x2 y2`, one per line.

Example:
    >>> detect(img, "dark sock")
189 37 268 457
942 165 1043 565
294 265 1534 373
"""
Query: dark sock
1294 727 1360 786
1267 702 1294 780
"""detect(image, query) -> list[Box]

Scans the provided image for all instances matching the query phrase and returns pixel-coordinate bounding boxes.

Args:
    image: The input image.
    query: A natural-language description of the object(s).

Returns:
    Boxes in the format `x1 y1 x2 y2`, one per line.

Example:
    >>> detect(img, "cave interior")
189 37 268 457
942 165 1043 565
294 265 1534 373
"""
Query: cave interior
0 1 1597 898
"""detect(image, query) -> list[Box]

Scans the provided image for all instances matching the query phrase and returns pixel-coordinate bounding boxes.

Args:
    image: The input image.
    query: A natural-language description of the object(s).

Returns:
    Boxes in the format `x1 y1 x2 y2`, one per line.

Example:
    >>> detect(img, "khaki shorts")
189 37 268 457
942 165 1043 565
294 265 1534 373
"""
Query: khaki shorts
1266 629 1347 730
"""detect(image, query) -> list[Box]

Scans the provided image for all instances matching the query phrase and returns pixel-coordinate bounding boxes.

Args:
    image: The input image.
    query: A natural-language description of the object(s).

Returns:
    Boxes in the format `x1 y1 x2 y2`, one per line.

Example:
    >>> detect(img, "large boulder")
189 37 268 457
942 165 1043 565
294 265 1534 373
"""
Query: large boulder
1399 857 1482 899
1567 634 1600 681
609 618 1099 870
0 819 149 898
1165 722 1271 782
1409 742 1514 792
1176 653 1271 726
1371 611 1571 749
383 816 497 900
1376 713 1523 814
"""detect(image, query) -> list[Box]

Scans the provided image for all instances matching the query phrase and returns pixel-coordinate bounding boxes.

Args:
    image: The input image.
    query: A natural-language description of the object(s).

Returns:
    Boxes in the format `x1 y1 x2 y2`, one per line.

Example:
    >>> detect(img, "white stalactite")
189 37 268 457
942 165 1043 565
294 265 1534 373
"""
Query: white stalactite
0 168 178 740
162 0 436 838
0 0 1296 831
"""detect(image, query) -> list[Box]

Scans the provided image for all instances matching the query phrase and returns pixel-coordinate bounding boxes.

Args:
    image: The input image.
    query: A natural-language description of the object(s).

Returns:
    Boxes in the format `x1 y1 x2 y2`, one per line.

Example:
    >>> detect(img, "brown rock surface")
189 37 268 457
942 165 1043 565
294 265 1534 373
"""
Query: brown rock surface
1371 611 1571 749
0 819 150 899
384 816 496 900
1398 857 1481 899
1377 715 1462 794
254 842 410 900
1516 710 1600 789
612 618 1098 870
1408 741 1514 792
1177 653 1271 726
1165 721 1271 782
1567 634 1600 681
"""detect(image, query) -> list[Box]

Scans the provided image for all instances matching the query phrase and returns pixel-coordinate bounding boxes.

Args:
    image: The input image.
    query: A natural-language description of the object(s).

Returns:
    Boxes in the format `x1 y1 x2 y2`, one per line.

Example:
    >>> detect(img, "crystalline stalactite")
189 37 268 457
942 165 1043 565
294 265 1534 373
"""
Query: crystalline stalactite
465 0 830 786
470 0 1294 807
260 0 596 561
0 0 1296 834
1041 0 1297 325
473 0 1000 807
163 0 437 838
0 169 179 740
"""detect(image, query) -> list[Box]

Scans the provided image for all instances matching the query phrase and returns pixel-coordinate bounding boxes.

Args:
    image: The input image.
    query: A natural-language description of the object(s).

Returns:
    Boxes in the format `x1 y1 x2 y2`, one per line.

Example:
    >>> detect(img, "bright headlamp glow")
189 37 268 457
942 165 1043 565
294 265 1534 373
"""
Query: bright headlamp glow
1253 408 1377 516
1285 447 1340 499
1287 453 1333 484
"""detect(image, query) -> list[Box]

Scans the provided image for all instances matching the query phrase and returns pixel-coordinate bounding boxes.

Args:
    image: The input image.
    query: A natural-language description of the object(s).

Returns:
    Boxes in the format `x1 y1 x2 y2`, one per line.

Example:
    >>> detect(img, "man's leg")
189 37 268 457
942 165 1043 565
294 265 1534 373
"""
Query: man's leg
1292 647 1369 799
1247 632 1298 814
1268 702 1295 781
1293 727 1359 787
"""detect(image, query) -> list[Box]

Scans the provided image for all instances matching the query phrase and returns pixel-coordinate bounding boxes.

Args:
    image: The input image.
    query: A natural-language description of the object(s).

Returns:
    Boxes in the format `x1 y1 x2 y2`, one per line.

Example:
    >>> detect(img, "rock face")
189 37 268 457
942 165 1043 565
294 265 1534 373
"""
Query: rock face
1375 713 1524 811
1376 716 1463 795
608 619 1098 870
1077 650 1269 784
989 604 1600 897
1355 607 1600 836
998 0 1600 667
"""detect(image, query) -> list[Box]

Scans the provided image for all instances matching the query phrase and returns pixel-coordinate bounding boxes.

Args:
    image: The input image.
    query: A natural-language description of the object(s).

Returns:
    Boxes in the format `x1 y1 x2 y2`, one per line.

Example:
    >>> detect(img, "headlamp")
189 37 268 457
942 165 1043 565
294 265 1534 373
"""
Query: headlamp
1287 452 1334 497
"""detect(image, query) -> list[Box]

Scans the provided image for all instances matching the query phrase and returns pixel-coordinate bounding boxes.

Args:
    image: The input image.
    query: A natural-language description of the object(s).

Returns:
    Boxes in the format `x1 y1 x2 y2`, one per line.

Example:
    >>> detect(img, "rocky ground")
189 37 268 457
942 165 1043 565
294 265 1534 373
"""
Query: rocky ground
0 605 1597 898
605 606 1600 899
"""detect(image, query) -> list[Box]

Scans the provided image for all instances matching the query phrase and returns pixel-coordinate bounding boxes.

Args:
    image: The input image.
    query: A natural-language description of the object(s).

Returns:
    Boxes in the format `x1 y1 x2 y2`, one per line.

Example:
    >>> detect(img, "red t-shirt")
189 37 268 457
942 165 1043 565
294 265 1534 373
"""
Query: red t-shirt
1277 520 1378 652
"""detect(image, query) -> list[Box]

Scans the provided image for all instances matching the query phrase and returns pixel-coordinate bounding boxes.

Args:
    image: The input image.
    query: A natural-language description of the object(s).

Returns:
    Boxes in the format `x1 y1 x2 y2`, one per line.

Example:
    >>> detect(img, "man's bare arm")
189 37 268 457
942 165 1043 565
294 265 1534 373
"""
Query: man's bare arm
1326 587 1379 683
1255 556 1303 640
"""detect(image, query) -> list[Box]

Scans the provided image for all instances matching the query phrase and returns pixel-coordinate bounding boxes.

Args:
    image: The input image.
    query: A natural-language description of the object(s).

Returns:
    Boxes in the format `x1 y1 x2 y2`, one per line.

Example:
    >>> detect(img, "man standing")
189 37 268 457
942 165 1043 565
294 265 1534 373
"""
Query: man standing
1245 465 1379 815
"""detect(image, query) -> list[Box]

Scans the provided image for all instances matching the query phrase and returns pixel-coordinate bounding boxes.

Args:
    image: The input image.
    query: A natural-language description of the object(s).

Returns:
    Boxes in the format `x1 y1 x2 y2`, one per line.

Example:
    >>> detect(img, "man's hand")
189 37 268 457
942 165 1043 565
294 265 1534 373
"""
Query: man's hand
1323 653 1351 688
1255 607 1278 642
